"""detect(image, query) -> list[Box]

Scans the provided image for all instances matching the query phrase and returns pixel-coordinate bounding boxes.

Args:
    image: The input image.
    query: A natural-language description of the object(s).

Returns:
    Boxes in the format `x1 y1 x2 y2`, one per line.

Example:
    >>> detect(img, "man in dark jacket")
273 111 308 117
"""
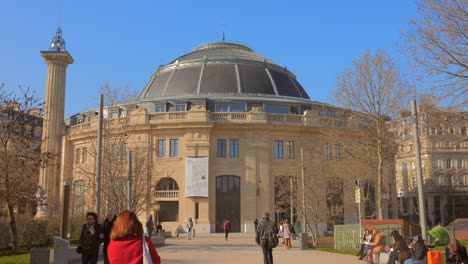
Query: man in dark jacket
103 210 116 264
255 212 278 264
407 235 428 264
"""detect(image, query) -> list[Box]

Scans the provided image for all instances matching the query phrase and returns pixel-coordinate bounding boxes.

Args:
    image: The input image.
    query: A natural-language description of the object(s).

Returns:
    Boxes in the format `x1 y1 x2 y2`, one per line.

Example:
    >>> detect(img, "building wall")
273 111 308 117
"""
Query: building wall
67 106 378 233
391 109 468 226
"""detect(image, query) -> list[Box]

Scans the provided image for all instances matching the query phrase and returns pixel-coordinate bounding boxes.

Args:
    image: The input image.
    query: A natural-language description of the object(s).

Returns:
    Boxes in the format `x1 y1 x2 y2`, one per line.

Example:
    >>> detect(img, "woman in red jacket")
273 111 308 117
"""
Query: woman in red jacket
108 210 161 264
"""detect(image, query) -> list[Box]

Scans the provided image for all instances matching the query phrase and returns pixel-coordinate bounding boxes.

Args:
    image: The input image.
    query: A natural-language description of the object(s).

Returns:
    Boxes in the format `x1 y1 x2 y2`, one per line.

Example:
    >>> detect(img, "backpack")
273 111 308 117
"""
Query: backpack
267 225 279 248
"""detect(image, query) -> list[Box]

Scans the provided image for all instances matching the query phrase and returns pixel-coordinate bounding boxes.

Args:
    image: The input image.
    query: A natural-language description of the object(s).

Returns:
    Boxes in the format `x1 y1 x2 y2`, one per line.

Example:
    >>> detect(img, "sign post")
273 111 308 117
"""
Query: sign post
355 180 362 242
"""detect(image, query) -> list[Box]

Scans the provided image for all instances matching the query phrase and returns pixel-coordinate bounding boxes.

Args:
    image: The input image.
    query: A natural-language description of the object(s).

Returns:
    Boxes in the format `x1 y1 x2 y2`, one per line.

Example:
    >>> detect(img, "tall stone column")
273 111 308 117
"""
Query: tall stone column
39 27 74 212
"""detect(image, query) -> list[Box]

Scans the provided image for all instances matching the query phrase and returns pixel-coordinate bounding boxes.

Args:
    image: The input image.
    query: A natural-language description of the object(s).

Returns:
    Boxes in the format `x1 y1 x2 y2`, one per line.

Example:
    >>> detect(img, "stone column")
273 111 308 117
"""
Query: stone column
39 51 73 211
427 195 435 227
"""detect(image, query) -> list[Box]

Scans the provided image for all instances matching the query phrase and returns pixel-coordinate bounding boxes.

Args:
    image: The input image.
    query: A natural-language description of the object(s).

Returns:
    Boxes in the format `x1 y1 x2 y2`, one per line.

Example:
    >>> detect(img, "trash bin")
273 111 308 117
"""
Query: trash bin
30 248 50 264
300 233 309 250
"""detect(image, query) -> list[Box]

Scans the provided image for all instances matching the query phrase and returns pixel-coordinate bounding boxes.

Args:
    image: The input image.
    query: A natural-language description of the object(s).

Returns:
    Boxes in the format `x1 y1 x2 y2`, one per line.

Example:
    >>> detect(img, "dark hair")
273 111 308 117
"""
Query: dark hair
86 212 98 222
390 230 403 240
111 210 144 240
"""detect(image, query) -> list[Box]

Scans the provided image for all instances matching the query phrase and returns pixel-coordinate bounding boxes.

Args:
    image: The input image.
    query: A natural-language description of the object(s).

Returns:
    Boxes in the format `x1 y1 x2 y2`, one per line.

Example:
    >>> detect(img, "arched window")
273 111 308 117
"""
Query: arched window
156 177 179 191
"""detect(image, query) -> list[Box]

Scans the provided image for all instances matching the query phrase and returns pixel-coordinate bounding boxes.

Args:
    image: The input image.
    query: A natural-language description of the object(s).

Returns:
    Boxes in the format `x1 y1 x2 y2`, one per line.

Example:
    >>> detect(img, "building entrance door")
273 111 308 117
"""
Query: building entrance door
216 175 240 232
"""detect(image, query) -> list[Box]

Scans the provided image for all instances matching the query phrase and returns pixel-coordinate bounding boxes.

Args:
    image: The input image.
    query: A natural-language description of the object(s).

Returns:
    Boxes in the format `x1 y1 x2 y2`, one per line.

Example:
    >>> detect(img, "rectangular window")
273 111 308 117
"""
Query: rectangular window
75 180 85 195
110 111 119 119
158 139 166 157
215 103 229 112
121 144 128 160
175 104 186 111
75 148 81 164
229 103 245 112
82 147 87 163
334 144 340 160
112 144 119 159
275 140 283 158
155 105 166 112
195 203 199 220
230 139 239 158
446 159 452 169
325 143 331 160
217 139 226 157
265 104 289 114
287 141 294 159
170 139 179 157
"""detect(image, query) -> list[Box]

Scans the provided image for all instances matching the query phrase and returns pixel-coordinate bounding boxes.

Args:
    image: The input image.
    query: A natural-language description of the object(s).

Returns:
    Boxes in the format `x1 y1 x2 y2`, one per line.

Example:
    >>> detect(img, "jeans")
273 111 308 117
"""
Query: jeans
147 230 153 238
82 254 98 264
260 240 273 264
188 228 192 239
404 259 425 264
387 251 398 264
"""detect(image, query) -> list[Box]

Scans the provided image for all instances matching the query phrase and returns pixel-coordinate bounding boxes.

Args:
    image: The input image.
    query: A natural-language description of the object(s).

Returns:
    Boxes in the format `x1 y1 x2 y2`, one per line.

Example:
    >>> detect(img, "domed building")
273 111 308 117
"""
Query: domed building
61 41 376 234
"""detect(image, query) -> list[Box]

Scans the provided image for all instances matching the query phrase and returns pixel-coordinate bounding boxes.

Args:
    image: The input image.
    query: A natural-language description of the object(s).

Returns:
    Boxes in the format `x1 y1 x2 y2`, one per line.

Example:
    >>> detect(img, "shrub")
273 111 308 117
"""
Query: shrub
0 219 12 248
70 214 85 241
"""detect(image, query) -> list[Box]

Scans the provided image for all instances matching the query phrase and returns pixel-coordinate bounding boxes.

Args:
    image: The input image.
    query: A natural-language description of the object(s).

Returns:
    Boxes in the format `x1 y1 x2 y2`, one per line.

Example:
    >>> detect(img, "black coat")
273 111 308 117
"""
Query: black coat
103 216 116 254
79 223 103 256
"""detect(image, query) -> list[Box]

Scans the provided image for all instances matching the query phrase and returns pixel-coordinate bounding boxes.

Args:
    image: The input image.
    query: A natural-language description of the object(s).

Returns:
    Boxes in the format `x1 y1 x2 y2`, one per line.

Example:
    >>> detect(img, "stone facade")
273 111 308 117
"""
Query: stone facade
390 108 468 226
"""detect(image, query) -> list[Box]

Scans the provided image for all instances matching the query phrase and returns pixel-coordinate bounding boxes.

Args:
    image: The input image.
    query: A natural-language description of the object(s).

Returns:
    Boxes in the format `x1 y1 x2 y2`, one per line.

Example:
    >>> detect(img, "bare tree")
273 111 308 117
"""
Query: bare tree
335 50 409 219
73 83 152 216
404 0 467 107
0 84 43 252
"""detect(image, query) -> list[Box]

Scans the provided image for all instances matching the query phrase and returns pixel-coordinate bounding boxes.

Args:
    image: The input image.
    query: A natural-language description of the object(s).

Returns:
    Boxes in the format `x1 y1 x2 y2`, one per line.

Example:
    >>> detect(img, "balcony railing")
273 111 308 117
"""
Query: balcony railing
210 112 247 121
69 110 348 131
266 113 303 125
155 190 179 201
148 112 188 122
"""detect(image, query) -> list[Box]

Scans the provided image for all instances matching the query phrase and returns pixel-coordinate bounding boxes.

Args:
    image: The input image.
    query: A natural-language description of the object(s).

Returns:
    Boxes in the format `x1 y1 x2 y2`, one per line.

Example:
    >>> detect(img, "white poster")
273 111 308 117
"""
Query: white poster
185 157 209 197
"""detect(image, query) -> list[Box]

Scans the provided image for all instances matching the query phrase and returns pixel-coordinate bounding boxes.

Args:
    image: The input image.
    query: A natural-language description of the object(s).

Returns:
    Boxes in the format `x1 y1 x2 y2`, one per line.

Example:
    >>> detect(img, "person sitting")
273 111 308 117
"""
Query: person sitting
404 235 428 264
387 230 412 264
445 238 468 264
366 229 386 264
357 229 372 260
156 222 163 235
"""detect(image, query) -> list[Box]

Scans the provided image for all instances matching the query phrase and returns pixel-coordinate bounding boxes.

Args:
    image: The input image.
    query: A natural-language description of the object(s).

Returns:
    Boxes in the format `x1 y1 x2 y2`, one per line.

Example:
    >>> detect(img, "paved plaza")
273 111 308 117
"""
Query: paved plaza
66 233 363 264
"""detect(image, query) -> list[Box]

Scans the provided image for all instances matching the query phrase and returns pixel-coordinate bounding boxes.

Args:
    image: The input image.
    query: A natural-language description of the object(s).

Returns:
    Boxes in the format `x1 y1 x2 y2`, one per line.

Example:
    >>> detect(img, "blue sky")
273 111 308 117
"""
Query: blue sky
0 0 417 117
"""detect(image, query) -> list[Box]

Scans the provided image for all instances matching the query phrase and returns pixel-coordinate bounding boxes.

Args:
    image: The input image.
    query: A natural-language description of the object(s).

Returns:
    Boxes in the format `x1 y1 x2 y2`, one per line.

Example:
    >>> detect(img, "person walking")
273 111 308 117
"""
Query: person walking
186 217 194 240
283 219 292 249
223 218 232 241
108 210 161 264
78 212 104 264
255 212 278 264
146 214 154 238
103 210 117 264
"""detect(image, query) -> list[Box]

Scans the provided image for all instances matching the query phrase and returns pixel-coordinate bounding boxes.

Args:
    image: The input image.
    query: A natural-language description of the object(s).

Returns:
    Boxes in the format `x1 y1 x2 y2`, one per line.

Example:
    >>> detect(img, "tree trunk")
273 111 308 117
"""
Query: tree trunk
8 202 19 252
377 137 384 220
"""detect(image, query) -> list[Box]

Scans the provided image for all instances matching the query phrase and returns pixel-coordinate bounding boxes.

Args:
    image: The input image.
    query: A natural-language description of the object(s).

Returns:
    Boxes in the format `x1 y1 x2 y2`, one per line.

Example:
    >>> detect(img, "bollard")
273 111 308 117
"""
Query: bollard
193 228 196 238
30 248 50 264
54 236 70 264
300 232 309 250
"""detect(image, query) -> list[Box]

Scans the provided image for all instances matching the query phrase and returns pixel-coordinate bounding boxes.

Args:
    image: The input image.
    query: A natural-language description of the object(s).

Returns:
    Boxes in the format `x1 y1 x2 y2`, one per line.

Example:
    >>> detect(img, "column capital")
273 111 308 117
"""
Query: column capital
41 51 74 65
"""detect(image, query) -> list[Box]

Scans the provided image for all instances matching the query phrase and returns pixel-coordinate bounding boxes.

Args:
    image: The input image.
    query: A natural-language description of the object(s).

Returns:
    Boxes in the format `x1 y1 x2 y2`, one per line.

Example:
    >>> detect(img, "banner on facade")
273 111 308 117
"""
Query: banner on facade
185 157 209 197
